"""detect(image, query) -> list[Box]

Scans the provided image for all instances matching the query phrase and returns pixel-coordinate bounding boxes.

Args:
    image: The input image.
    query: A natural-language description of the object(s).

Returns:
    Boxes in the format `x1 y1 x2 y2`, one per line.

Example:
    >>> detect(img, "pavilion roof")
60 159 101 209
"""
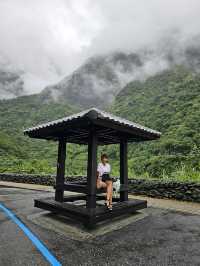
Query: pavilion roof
24 107 161 144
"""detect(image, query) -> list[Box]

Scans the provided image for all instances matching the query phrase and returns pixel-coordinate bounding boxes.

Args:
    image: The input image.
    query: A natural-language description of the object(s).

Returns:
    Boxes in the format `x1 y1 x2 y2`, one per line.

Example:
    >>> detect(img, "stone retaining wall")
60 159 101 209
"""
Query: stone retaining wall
0 173 86 186
0 173 56 186
0 173 200 202
129 179 200 202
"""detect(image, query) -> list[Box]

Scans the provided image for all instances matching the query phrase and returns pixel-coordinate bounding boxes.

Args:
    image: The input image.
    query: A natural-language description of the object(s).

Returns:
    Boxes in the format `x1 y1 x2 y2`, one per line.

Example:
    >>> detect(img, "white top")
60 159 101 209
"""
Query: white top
97 162 111 178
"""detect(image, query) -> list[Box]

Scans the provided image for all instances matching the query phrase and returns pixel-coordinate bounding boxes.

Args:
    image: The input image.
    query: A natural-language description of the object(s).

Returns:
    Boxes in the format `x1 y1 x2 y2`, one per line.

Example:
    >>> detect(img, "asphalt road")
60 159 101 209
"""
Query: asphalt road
0 186 200 266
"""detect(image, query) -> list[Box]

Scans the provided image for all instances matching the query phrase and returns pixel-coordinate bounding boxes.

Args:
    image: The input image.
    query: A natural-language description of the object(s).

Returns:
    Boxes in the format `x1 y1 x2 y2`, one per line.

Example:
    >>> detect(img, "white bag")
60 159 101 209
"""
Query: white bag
113 178 120 197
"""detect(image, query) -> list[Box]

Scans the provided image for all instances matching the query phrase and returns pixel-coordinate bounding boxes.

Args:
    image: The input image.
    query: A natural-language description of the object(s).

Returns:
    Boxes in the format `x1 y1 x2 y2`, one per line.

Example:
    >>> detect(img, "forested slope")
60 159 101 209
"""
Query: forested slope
0 66 199 180
110 66 200 177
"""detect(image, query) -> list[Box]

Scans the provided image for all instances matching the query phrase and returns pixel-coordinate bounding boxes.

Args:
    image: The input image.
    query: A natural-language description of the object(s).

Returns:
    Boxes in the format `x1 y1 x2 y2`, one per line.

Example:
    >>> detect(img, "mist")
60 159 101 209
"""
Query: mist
0 0 200 95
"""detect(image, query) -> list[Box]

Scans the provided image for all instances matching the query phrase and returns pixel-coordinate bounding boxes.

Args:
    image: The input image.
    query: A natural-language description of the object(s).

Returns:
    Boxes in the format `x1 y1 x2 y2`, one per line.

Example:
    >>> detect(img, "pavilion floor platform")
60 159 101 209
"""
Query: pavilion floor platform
34 195 147 229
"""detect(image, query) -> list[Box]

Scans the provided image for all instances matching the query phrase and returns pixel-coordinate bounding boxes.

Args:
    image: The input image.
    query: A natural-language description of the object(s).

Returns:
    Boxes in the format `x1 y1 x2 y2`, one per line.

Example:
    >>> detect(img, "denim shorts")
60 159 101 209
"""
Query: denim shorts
102 173 112 182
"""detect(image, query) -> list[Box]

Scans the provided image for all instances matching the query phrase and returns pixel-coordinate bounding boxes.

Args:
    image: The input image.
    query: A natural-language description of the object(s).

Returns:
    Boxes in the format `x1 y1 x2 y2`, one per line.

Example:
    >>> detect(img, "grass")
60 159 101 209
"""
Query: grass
129 165 200 183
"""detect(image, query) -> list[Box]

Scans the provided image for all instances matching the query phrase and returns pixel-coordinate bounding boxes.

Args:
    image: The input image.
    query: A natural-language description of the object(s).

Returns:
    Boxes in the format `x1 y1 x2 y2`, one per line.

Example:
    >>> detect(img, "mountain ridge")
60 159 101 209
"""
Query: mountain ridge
40 52 144 108
1 42 200 107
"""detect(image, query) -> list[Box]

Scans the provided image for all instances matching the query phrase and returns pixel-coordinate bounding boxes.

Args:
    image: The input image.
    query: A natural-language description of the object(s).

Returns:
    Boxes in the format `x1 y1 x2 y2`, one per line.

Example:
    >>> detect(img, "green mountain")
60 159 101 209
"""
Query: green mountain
110 66 200 178
0 66 199 180
0 94 86 174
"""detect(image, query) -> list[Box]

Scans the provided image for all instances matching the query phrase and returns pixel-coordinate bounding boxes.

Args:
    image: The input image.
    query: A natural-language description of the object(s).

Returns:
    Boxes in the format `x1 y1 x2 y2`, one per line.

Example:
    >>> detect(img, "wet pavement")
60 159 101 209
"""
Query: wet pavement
0 186 200 266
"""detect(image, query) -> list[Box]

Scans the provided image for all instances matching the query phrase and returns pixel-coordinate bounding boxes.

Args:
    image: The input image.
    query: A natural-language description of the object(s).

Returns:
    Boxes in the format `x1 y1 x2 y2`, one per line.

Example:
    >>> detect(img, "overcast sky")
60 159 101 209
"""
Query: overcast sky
0 0 200 93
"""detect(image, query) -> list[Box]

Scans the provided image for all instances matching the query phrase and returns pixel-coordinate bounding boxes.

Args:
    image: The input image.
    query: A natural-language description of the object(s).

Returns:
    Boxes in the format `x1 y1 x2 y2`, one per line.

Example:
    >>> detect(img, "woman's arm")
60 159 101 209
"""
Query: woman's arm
97 163 101 179
97 170 100 179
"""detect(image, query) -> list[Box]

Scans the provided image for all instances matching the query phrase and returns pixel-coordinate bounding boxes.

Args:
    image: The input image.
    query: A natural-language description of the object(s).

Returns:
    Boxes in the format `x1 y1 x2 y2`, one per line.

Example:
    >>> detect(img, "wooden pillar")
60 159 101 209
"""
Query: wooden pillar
120 139 128 201
55 138 66 202
86 129 97 209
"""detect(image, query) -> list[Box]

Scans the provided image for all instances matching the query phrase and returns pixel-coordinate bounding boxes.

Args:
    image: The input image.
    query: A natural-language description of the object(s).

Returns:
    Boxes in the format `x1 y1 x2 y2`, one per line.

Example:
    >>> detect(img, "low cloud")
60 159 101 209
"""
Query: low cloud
0 0 200 94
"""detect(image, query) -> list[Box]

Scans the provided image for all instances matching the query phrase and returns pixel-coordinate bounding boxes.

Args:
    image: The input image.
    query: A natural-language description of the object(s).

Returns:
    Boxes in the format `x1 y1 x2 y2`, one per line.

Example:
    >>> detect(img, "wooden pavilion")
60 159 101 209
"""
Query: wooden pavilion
24 108 161 228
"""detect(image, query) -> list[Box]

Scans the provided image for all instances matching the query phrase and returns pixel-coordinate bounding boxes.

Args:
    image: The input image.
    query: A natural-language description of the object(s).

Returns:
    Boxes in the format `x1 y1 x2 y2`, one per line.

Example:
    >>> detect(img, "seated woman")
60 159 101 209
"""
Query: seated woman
97 153 113 211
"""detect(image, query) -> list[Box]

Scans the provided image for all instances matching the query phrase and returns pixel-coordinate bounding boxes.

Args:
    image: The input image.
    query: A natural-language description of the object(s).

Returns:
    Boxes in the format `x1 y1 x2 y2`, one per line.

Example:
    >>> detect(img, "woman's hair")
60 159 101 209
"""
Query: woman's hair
101 153 108 160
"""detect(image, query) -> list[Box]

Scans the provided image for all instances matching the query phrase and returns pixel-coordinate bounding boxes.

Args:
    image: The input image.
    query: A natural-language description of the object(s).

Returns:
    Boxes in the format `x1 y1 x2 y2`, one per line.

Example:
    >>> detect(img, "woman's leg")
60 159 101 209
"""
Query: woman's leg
109 181 113 206
105 181 110 203
97 179 108 206
106 180 113 207
96 178 107 189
